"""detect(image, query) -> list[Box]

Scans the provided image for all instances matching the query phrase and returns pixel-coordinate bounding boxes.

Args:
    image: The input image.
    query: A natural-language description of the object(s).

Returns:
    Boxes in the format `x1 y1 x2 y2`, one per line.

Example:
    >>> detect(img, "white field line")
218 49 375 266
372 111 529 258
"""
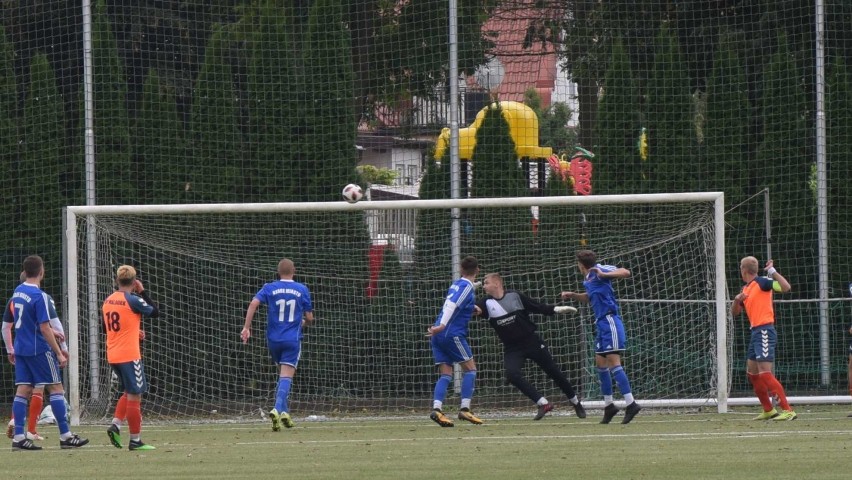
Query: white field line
230 429 852 446
26 429 851 452
129 413 850 433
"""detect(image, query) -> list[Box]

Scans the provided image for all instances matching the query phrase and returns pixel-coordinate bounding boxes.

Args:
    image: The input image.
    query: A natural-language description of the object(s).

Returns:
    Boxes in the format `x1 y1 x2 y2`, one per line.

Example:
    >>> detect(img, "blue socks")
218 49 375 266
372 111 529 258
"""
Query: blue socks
50 393 70 435
610 366 633 396
433 374 452 404
12 395 27 437
275 377 293 413
461 370 477 401
597 367 613 396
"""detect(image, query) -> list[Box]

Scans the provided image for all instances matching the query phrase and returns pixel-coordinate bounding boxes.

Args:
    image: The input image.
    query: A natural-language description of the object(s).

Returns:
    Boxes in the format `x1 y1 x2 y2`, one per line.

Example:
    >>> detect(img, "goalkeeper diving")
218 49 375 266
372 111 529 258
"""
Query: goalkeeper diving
474 273 586 420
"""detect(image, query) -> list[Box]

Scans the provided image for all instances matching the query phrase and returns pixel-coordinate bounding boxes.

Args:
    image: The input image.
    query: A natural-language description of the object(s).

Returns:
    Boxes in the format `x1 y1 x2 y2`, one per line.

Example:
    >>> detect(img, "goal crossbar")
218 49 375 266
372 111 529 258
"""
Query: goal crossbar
63 192 729 424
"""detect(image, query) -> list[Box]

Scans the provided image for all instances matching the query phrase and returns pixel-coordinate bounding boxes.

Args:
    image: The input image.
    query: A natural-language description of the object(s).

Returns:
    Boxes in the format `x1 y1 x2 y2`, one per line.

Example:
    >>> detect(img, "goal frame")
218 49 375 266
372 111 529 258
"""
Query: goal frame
64 192 730 424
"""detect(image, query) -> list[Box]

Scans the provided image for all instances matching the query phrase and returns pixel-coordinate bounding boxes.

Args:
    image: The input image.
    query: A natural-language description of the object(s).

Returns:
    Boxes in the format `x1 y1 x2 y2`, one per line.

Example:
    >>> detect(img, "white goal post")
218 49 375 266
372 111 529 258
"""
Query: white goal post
64 192 735 424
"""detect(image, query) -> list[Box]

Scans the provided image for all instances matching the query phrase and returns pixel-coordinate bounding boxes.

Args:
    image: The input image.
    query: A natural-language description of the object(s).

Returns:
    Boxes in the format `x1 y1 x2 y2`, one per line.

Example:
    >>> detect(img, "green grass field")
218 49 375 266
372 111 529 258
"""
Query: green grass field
5 405 852 479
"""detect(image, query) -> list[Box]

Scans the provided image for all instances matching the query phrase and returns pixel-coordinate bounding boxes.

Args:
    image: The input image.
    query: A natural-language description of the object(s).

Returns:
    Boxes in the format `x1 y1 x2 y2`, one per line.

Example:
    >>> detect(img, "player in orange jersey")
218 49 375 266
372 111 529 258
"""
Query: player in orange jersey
102 265 159 450
731 257 796 421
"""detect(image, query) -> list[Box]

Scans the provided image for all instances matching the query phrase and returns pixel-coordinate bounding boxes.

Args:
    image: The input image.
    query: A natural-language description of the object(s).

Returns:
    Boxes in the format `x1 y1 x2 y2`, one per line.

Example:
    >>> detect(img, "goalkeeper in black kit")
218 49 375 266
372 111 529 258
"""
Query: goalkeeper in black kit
475 273 586 420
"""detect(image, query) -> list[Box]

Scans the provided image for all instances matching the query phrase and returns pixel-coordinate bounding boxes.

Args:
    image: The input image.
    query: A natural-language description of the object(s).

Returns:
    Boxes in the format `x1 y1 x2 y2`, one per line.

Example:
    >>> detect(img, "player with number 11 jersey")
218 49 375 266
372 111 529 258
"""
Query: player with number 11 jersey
241 259 315 431
255 279 313 345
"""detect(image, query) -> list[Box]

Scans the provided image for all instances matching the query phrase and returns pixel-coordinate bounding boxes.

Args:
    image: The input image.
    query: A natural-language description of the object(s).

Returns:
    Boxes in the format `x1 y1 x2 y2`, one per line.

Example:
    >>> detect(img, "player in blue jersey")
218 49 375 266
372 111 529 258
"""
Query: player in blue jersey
4 285 69 442
561 250 642 424
241 258 314 431
6 255 88 450
426 256 482 427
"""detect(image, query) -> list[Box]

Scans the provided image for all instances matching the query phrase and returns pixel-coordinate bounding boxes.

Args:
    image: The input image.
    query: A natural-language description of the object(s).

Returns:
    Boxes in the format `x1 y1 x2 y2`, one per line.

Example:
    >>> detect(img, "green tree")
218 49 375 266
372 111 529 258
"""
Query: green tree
361 247 416 396
755 33 814 293
0 25 17 291
246 0 301 202
414 156 452 313
521 0 665 148
415 156 451 268
594 39 644 194
646 26 695 193
703 33 756 278
704 33 750 197
348 0 495 128
20 54 64 293
826 58 852 297
524 89 577 155
469 104 528 198
136 70 190 204
93 4 133 204
466 104 535 286
356 165 398 187
301 0 358 201
190 23 243 203
295 0 370 393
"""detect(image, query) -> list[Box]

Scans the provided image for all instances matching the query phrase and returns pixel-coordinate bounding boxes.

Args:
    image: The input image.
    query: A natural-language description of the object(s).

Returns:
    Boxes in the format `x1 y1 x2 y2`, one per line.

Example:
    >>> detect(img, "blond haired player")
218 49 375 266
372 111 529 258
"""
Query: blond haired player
732 257 796 421
103 265 159 450
241 259 314 431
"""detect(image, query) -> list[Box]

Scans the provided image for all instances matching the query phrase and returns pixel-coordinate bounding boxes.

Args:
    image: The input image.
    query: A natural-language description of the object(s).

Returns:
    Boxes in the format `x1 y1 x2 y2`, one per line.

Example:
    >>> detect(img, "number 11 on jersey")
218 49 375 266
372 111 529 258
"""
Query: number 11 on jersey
276 299 296 323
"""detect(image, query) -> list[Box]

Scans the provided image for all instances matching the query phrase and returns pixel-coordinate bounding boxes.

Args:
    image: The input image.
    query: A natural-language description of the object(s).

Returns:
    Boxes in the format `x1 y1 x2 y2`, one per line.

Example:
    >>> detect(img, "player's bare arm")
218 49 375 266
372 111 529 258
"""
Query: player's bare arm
560 291 589 303
764 260 792 293
426 324 446 337
1 321 13 364
241 298 261 343
731 292 747 316
39 321 67 368
302 311 315 327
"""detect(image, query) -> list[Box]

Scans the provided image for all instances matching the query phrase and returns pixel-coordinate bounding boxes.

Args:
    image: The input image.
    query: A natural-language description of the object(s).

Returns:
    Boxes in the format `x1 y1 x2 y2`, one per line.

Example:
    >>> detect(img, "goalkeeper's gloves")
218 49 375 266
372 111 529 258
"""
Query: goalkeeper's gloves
554 306 577 314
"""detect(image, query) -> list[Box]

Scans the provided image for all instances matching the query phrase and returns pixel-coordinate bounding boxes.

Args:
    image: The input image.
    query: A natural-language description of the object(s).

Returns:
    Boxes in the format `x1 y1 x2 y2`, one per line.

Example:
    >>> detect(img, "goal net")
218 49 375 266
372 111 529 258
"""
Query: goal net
64 193 727 423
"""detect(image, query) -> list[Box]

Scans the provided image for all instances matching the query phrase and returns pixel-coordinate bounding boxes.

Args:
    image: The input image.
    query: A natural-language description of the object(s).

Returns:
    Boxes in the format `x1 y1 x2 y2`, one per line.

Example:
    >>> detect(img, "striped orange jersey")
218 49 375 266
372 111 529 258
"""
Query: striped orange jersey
102 291 156 364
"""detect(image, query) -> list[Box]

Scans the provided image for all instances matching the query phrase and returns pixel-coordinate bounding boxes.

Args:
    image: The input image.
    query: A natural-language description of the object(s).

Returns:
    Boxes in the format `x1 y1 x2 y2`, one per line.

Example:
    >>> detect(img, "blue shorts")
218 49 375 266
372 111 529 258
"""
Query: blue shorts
595 314 627 355
747 324 777 362
15 351 63 386
269 340 301 367
431 334 473 365
111 360 148 395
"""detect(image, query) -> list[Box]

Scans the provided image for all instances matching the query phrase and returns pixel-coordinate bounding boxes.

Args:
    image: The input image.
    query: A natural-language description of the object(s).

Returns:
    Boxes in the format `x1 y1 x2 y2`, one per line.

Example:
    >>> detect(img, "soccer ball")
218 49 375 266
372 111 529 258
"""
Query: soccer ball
342 183 364 203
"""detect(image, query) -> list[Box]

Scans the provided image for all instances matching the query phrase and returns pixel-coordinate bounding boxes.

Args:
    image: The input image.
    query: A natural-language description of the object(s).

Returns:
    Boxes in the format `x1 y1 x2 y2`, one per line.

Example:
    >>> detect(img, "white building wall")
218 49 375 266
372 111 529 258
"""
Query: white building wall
391 148 422 186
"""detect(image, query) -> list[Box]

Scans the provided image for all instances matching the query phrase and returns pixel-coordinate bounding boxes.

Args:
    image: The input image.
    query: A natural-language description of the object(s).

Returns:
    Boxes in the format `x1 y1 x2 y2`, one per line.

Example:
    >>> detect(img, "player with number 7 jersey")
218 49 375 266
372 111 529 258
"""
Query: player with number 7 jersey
102 265 159 451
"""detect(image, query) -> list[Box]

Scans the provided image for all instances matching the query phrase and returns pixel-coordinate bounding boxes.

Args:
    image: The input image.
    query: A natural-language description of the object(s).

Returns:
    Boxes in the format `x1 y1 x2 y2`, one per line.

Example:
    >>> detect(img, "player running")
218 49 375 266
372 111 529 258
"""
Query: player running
241 258 314 431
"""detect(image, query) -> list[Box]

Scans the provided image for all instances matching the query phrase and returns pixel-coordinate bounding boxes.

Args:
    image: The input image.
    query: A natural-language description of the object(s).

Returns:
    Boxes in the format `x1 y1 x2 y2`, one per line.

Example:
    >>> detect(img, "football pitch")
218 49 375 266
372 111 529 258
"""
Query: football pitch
5 405 852 480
